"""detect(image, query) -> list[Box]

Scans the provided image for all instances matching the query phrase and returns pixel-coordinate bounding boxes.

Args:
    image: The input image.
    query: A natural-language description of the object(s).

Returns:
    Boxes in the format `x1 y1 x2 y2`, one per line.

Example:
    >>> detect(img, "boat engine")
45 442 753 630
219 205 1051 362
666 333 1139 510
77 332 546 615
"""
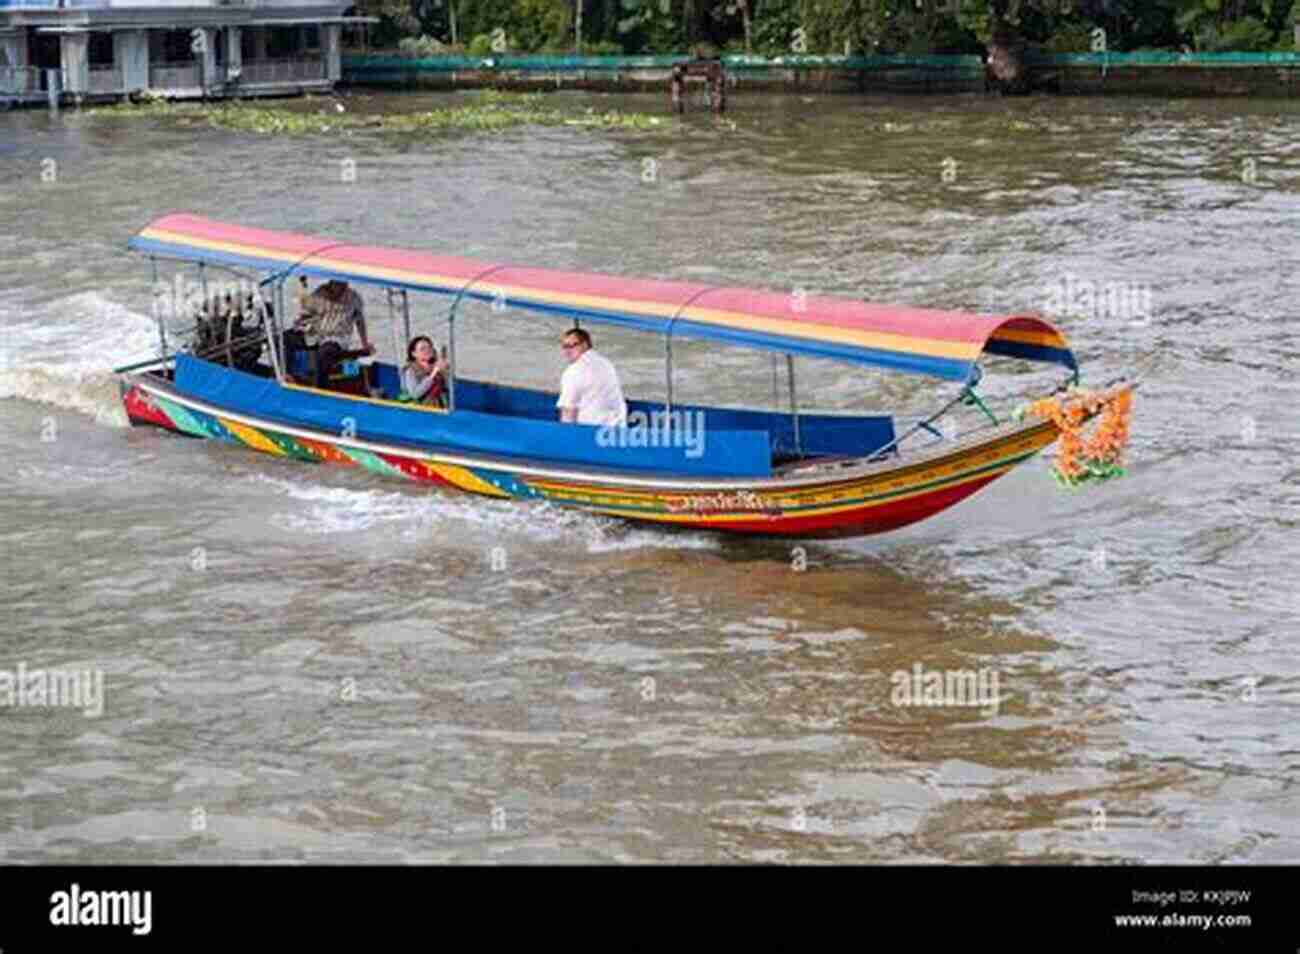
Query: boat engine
190 292 270 373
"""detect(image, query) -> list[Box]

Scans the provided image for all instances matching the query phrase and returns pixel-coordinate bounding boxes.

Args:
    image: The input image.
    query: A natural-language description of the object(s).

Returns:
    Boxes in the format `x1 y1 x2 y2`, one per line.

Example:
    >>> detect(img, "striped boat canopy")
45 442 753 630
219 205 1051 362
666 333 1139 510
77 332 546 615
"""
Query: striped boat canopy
129 213 1077 383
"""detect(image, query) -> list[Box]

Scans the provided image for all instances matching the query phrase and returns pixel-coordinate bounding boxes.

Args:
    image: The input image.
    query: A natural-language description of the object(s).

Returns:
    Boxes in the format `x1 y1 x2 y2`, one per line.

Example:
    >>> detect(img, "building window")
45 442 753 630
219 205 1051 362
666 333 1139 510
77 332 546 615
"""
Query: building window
152 29 196 65
89 31 114 67
28 33 62 71
265 27 296 58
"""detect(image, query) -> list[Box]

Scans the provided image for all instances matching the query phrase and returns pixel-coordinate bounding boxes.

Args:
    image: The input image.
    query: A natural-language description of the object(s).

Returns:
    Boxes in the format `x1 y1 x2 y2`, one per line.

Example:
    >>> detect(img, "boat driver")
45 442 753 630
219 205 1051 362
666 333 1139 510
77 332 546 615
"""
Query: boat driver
556 327 627 427
294 280 374 386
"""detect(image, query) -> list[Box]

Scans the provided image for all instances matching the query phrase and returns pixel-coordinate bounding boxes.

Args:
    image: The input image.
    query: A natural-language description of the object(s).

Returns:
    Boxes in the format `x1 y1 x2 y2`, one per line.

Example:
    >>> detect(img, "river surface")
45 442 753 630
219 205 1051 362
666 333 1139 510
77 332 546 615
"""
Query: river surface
1 90 1297 863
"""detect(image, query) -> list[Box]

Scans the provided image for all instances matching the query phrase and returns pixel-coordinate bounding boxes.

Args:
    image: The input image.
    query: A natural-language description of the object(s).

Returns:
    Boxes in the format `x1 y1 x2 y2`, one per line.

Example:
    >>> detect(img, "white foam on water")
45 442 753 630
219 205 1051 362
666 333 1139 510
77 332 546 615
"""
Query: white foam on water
584 526 719 553
0 365 128 428
0 291 158 427
247 473 719 552
251 475 446 536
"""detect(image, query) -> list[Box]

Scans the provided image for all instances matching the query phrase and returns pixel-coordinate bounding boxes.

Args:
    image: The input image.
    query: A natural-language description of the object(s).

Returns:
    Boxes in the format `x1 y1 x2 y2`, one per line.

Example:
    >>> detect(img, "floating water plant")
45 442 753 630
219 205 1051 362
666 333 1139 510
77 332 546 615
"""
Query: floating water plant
85 91 661 137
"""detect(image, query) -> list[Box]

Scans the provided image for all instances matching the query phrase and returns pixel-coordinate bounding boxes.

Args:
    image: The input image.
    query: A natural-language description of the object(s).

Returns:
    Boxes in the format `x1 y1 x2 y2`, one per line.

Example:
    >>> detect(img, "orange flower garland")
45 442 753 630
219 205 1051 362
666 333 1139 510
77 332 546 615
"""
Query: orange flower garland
1024 386 1133 487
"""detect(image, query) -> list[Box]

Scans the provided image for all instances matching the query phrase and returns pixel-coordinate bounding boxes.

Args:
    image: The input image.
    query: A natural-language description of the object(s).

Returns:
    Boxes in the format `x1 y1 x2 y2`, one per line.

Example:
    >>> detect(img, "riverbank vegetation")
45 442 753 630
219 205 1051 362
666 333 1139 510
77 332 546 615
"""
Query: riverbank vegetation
356 0 1299 57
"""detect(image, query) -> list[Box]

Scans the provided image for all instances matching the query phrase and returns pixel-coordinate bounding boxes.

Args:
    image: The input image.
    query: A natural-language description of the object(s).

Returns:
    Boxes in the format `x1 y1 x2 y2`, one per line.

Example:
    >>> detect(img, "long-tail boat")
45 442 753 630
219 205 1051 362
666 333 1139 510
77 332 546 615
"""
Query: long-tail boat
116 213 1131 538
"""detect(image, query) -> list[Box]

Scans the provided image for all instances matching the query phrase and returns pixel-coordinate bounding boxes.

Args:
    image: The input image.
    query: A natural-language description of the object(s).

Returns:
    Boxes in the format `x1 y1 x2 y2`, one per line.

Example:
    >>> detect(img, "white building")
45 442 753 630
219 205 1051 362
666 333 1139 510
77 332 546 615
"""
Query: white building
0 0 372 103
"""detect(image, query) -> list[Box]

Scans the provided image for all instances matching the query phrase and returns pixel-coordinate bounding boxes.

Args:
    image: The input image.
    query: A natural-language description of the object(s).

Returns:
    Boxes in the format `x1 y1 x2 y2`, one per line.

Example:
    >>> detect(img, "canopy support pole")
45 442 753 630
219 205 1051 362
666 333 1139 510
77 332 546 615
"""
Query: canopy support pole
259 276 284 384
446 264 511 414
268 278 286 383
663 286 718 419
447 310 456 411
959 363 998 426
150 256 168 364
787 354 801 458
225 302 235 369
871 387 972 460
387 288 401 373
963 384 998 427
665 336 673 412
401 289 411 345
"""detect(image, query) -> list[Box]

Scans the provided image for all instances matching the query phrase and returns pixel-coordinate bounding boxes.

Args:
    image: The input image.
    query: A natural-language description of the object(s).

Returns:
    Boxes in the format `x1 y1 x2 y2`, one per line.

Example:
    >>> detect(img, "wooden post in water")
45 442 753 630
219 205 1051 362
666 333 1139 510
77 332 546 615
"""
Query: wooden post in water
669 59 724 114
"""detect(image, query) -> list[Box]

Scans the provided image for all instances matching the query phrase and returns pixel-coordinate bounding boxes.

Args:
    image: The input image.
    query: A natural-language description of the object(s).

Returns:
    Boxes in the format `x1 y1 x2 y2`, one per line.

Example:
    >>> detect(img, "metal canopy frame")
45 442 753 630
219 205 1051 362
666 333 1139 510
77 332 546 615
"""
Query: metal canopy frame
138 253 947 445
126 215 1080 389
131 237 1059 462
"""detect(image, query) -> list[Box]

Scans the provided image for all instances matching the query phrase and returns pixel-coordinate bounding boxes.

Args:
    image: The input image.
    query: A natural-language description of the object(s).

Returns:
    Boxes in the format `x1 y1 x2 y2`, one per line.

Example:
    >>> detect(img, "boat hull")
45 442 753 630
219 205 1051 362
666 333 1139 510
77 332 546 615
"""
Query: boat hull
120 377 1059 539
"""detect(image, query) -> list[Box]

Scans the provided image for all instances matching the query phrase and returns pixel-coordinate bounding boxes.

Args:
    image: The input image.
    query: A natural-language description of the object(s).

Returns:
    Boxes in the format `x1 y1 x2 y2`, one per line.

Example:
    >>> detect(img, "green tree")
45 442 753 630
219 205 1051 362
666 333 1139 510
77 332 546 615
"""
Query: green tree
357 0 419 46
366 0 1297 56
616 0 684 53
1175 0 1289 49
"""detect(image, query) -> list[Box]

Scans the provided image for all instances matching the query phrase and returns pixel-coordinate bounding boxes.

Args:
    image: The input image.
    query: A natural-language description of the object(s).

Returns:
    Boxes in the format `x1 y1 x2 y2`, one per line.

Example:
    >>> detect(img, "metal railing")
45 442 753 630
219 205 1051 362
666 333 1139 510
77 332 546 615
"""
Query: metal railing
238 58 325 85
345 52 989 73
1024 50 1300 66
87 66 122 94
148 63 201 89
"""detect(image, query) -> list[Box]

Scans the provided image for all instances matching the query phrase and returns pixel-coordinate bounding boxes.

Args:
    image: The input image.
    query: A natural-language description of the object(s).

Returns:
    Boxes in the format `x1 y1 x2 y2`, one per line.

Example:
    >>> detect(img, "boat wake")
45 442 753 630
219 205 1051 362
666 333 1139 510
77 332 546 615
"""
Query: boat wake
247 474 721 553
0 291 157 428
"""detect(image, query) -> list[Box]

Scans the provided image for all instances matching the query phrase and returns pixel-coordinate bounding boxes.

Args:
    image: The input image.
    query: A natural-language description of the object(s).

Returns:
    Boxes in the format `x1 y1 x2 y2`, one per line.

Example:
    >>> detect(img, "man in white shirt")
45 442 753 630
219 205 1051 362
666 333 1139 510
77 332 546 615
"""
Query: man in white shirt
556 328 627 427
